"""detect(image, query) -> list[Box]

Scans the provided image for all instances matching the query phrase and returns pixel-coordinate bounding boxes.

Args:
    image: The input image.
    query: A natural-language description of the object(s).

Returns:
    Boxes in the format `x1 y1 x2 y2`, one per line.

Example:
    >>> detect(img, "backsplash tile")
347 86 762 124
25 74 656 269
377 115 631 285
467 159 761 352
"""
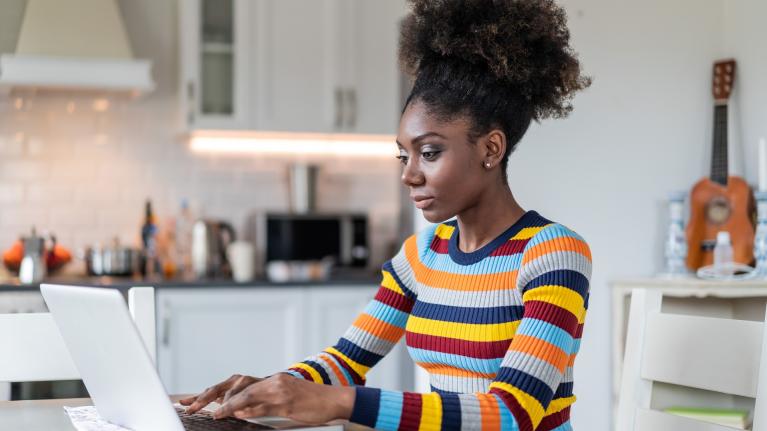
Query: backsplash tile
0 94 403 271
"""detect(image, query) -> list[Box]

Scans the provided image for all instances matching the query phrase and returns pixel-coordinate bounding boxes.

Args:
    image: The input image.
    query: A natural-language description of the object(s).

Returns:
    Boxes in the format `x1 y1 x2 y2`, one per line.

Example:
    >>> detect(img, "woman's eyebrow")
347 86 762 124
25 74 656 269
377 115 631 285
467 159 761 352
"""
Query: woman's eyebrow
396 132 447 148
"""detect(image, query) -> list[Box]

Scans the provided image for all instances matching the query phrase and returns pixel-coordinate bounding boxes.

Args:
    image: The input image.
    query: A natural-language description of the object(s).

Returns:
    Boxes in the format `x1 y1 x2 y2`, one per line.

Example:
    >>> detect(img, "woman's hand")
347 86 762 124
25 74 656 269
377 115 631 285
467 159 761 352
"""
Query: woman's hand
212 373 355 424
179 374 263 414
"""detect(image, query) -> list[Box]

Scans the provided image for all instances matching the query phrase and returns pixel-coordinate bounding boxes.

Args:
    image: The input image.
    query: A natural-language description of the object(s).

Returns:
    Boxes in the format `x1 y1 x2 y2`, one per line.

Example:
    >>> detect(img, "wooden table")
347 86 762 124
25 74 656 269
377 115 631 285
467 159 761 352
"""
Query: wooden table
0 397 92 430
0 395 369 430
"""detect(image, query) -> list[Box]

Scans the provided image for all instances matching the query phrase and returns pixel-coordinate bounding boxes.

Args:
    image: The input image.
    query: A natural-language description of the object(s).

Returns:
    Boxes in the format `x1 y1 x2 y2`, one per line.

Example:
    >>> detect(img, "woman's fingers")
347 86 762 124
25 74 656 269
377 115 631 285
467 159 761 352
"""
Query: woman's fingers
185 374 245 414
231 405 268 420
213 385 264 419
223 376 260 402
178 396 196 406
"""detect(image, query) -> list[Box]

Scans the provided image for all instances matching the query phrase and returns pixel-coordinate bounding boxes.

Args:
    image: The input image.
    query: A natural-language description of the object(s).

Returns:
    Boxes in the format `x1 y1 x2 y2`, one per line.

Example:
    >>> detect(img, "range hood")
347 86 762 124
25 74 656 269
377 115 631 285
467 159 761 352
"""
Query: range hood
0 0 154 96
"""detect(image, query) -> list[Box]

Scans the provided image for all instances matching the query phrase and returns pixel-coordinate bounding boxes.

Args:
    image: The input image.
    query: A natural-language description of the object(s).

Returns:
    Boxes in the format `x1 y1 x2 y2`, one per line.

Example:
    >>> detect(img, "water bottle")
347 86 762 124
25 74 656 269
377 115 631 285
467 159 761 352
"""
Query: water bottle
713 231 734 276
175 199 195 279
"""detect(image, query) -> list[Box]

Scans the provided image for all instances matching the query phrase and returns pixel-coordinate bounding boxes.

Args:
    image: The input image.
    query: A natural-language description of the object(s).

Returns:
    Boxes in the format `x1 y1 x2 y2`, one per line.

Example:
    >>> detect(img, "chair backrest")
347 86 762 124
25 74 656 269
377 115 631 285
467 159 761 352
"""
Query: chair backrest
617 288 767 431
0 286 155 401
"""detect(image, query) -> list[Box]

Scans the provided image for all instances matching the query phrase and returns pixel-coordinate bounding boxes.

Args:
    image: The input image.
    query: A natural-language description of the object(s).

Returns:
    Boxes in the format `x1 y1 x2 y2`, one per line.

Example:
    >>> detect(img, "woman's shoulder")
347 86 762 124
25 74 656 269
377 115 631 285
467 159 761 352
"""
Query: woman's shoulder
526 220 590 250
519 218 592 286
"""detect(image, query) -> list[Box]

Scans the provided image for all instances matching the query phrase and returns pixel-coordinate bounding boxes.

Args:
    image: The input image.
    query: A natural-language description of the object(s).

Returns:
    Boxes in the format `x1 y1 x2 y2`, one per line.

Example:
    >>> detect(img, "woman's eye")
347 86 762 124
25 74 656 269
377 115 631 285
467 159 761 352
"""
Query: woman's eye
396 155 408 165
422 151 440 161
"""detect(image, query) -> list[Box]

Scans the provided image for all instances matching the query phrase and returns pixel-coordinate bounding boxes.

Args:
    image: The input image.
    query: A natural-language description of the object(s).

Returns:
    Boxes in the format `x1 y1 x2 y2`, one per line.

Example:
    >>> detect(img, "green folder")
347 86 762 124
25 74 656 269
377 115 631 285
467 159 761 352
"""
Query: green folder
664 406 750 429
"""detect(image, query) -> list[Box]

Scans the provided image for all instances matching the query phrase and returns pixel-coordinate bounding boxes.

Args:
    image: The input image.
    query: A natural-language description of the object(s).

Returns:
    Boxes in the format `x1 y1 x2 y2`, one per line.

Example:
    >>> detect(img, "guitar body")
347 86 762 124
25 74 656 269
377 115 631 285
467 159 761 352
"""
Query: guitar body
686 175 755 269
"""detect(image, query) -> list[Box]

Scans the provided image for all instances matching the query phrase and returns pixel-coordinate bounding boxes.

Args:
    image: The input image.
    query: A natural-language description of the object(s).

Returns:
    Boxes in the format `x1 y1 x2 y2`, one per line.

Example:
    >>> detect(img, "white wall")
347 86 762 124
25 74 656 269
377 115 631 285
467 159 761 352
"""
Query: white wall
724 1 767 186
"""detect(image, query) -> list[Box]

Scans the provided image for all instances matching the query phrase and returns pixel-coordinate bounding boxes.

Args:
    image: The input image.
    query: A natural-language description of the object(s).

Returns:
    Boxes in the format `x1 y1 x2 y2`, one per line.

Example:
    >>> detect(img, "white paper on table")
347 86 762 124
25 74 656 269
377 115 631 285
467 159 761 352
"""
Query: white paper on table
63 406 131 431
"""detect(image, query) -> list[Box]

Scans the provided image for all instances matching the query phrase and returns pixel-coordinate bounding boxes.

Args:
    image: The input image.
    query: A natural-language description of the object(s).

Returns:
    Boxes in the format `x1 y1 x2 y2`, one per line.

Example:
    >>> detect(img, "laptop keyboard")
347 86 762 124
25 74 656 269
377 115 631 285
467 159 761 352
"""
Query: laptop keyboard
175 406 273 431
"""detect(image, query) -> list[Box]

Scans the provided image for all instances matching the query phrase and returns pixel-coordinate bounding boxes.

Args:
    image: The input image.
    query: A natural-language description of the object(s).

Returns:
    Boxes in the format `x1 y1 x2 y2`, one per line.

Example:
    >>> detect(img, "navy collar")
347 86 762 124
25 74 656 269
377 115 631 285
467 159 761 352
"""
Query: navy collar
447 210 540 265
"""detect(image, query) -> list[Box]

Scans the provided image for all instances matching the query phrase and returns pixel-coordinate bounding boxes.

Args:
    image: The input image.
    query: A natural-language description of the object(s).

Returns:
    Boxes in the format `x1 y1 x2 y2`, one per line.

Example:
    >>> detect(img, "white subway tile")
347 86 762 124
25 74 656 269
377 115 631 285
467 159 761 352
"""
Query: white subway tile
0 184 24 203
26 184 75 203
0 206 49 230
0 160 50 181
0 135 24 156
26 137 75 158
48 208 97 228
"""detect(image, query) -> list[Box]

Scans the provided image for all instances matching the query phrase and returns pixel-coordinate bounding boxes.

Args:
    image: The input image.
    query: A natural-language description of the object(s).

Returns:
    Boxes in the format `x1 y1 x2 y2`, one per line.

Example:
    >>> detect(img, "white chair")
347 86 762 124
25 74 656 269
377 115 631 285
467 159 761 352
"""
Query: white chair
617 288 767 431
0 286 156 401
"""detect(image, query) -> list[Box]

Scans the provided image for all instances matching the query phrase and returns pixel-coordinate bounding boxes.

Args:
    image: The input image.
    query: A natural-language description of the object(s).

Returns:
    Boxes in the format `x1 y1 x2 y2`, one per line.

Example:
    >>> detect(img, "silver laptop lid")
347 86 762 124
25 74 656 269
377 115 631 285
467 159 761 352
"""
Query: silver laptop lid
41 284 183 431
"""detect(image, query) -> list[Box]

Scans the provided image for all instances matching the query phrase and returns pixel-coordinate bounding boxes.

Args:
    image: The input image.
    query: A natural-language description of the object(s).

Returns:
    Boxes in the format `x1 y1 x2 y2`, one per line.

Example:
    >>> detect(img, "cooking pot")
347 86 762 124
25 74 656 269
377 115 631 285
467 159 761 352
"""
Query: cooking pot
85 241 140 277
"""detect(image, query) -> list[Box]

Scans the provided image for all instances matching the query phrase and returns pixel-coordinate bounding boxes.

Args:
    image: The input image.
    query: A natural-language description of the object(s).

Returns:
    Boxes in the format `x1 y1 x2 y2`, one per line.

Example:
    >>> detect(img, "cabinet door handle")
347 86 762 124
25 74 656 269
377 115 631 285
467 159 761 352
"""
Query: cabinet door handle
187 81 196 125
334 87 344 130
162 315 171 347
346 88 357 130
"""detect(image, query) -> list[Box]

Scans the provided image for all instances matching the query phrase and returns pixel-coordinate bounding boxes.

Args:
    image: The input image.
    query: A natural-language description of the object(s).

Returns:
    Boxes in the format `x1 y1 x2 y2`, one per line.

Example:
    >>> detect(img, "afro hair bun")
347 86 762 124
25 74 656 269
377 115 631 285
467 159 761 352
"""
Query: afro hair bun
399 0 591 120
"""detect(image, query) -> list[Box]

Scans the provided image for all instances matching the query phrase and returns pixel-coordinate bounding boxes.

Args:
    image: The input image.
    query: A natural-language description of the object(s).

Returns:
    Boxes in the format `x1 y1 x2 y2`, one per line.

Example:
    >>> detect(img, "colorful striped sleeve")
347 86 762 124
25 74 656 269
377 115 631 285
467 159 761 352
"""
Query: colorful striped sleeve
284 239 418 386
348 224 592 431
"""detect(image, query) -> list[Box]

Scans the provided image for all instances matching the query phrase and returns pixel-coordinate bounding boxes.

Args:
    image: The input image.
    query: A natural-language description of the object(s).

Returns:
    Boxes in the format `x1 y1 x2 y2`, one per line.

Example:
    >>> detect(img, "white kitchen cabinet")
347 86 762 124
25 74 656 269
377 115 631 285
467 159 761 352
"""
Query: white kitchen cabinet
249 0 337 133
156 288 306 394
250 0 407 134
179 0 252 130
156 285 414 395
0 291 47 313
180 0 407 134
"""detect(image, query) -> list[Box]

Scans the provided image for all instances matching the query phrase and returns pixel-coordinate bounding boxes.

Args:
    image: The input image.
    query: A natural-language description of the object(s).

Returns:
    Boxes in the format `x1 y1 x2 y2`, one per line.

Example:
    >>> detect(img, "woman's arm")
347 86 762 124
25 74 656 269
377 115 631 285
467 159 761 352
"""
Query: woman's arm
285 246 417 386
348 224 591 431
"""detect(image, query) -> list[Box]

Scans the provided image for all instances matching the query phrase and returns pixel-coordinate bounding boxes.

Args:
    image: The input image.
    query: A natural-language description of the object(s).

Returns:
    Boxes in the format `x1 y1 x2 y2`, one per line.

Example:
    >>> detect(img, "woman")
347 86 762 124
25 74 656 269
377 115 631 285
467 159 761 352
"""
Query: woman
181 0 592 430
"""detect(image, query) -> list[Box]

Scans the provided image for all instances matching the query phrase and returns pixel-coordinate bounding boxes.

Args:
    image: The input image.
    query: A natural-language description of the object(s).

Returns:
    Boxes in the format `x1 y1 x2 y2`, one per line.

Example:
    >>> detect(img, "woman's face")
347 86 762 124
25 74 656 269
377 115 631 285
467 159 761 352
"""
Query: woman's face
396 101 496 223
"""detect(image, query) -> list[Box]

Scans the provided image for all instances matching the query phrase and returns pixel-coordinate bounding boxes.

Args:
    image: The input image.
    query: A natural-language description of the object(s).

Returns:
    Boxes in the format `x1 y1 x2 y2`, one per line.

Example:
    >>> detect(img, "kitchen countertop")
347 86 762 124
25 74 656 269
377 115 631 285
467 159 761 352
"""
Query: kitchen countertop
0 268 381 292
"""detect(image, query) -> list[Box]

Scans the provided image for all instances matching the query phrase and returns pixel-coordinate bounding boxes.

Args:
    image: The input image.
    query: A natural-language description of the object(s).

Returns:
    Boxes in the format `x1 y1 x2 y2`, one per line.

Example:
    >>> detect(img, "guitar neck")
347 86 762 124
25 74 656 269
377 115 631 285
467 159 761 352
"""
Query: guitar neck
710 103 729 185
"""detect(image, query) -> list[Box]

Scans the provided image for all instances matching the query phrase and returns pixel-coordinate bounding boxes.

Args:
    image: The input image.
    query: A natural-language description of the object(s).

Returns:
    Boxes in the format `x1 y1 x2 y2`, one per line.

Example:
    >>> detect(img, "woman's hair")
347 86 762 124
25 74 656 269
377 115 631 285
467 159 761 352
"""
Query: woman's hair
399 0 591 174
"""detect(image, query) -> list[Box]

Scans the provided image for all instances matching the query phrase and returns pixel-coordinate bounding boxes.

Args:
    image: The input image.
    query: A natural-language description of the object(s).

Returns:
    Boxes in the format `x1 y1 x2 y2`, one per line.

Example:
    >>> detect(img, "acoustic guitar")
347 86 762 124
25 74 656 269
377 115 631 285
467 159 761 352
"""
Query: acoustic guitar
686 59 756 270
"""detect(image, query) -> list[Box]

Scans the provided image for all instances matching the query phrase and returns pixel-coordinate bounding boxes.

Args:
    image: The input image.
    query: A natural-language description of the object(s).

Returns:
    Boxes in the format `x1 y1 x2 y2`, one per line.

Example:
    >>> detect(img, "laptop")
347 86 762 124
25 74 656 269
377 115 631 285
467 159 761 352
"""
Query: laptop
41 284 342 431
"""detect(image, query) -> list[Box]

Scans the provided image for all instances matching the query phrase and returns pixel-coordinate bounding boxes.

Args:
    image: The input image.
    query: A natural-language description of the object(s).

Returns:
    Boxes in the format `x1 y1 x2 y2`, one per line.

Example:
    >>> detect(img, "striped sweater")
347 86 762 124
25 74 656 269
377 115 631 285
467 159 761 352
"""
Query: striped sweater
286 210 592 431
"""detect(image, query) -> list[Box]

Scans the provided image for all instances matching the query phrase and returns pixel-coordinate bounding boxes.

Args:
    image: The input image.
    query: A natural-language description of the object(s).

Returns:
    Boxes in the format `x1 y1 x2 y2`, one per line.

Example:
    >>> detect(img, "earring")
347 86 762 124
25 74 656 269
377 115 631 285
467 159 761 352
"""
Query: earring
485 161 492 168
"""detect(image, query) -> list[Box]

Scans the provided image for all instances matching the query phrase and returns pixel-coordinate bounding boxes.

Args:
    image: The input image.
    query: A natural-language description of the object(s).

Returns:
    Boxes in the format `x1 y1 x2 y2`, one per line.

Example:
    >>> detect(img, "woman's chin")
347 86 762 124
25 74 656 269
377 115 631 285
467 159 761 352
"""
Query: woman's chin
421 209 451 224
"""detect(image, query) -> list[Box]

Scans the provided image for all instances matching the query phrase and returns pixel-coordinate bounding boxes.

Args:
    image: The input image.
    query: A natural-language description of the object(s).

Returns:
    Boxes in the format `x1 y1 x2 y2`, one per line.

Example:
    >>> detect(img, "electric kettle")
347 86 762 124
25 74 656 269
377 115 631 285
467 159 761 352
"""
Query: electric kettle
191 219 236 279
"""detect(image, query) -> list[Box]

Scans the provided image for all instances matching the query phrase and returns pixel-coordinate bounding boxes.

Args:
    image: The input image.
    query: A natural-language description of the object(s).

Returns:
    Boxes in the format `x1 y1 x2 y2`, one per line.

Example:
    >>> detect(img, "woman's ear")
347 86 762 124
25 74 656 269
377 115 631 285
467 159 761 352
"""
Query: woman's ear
483 129 507 167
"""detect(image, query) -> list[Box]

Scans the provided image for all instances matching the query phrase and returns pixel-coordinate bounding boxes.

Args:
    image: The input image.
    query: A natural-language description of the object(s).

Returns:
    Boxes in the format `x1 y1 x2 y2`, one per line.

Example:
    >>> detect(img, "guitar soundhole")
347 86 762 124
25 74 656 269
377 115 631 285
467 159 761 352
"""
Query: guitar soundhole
706 196 731 224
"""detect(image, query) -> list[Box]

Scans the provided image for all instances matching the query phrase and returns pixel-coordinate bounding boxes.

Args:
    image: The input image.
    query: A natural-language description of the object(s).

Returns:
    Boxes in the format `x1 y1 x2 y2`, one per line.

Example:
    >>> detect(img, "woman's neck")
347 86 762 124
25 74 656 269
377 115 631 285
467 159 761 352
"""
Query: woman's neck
455 185 526 253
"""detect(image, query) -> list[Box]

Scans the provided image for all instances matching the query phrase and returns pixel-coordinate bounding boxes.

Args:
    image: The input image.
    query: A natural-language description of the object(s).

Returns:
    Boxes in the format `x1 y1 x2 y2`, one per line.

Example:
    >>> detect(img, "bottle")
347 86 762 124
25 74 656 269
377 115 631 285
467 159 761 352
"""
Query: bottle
140 199 160 278
713 231 734 276
753 191 767 277
663 191 688 276
175 199 195 279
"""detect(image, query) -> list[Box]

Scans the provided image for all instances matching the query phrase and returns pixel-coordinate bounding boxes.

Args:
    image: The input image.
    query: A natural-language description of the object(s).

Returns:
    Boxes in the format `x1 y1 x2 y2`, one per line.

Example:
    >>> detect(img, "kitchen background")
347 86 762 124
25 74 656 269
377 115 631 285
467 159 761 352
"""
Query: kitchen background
1 0 766 430
0 0 403 271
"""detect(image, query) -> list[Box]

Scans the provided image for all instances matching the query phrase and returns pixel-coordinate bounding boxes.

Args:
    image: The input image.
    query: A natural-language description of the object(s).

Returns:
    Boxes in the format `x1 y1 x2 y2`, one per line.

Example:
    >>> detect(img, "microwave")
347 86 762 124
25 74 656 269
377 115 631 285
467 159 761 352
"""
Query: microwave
256 213 369 270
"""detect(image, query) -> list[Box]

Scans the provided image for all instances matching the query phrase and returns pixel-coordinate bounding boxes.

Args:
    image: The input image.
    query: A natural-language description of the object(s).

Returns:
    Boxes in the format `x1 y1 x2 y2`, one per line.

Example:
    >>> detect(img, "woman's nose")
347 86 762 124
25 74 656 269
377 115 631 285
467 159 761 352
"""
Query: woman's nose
401 159 425 187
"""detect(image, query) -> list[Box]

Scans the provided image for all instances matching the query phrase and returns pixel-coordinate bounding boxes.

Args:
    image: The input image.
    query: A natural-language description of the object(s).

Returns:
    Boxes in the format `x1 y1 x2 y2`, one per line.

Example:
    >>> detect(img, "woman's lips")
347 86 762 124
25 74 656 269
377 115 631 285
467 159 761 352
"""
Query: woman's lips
414 197 435 209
